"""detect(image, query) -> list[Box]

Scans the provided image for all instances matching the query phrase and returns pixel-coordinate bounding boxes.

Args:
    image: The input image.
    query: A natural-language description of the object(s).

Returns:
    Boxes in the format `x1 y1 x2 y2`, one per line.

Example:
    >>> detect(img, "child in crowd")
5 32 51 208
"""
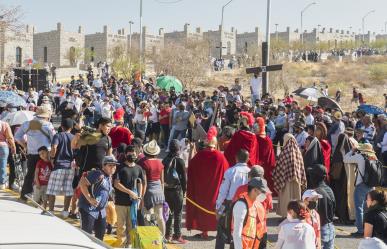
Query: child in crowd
33 146 53 209
303 189 322 249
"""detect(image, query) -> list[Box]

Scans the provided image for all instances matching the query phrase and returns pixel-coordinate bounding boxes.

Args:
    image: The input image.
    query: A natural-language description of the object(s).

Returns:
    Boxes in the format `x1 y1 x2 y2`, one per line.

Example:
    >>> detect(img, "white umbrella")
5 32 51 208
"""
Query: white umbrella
2 111 35 126
292 87 323 102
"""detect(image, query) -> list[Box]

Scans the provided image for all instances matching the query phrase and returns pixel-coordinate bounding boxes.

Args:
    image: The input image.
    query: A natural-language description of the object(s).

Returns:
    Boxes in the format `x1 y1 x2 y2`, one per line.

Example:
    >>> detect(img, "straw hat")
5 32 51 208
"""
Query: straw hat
143 140 161 156
358 143 376 157
35 106 52 118
333 111 343 120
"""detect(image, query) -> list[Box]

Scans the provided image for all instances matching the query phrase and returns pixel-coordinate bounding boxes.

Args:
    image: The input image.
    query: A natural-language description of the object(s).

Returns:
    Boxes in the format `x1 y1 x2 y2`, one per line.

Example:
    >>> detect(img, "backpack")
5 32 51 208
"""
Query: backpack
164 157 180 188
26 119 52 142
357 154 383 188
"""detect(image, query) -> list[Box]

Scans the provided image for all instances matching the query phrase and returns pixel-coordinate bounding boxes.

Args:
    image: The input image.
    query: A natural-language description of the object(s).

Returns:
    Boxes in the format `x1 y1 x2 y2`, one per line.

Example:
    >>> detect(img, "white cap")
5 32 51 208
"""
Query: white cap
302 189 323 201
358 238 387 249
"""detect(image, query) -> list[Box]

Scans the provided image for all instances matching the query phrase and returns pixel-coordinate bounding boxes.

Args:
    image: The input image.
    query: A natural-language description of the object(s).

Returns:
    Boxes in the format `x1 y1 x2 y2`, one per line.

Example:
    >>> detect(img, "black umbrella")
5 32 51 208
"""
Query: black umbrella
318 97 343 112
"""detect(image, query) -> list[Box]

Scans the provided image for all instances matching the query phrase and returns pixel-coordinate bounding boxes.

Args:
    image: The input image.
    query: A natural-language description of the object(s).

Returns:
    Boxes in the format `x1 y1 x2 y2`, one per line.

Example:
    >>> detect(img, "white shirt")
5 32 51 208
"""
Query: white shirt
250 77 262 96
295 131 309 148
305 114 314 126
275 219 316 249
149 105 159 123
216 163 250 210
93 78 103 88
101 103 113 119
343 151 366 186
232 200 248 249
73 97 83 113
377 132 387 153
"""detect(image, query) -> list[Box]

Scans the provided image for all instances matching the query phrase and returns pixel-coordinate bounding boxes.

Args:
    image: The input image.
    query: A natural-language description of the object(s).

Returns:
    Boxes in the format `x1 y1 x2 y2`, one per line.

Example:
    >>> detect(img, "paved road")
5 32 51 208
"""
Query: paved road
0 184 362 249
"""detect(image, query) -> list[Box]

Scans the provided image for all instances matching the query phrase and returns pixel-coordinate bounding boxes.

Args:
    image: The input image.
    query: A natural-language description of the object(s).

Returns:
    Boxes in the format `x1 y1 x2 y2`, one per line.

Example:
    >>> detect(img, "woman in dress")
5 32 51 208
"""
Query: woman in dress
138 140 166 236
273 133 307 217
330 133 353 224
315 122 331 178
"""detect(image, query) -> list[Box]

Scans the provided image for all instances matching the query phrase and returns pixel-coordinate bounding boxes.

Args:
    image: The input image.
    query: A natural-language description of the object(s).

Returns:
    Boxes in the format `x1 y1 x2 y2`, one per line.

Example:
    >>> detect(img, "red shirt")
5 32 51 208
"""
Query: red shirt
109 126 133 149
36 159 53 186
138 158 164 182
159 108 171 125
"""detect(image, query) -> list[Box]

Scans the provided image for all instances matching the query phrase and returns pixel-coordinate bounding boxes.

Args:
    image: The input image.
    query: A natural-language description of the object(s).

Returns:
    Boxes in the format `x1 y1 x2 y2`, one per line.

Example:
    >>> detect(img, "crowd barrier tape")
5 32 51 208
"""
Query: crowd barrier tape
185 196 217 216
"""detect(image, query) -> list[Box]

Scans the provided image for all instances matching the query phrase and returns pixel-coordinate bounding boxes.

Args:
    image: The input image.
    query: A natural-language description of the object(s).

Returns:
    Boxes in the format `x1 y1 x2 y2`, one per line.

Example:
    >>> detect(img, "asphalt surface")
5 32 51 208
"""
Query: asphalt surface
0 115 362 249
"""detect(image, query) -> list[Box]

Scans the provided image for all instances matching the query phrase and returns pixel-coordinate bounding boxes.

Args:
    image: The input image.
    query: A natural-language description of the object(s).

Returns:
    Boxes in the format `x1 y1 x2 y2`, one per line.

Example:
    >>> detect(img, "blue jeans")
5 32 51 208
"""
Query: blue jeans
80 208 106 241
0 146 9 185
84 116 94 127
354 183 371 233
173 129 187 140
321 222 335 249
136 123 147 135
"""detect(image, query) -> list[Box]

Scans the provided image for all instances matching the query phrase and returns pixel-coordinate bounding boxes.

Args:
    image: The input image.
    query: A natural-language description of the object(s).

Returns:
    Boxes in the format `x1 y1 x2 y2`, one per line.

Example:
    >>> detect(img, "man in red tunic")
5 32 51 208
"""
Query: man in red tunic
109 108 133 149
224 112 257 166
186 127 229 238
254 117 276 195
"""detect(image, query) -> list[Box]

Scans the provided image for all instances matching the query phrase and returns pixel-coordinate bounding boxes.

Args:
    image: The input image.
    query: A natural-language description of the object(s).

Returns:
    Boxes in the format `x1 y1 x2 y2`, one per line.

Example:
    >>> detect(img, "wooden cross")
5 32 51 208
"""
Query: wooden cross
246 42 283 95
216 42 227 59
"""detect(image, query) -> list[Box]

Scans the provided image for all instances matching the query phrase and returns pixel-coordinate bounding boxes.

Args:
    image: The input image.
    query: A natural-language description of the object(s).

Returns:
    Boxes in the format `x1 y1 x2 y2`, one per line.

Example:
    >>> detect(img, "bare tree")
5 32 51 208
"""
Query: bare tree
149 40 211 90
0 4 23 42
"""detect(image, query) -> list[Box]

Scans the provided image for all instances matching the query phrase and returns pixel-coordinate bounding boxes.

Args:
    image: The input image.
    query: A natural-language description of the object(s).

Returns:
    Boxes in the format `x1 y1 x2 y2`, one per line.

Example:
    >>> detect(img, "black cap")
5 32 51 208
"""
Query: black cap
248 177 271 193
103 156 120 165
307 164 327 177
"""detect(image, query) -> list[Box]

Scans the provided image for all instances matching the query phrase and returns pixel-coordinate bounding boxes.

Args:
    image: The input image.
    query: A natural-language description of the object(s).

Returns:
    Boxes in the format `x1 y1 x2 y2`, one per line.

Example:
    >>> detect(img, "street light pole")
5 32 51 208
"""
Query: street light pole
301 2 317 45
129 21 134 51
362 10 375 44
139 0 143 72
220 0 234 59
264 0 271 94
275 23 279 42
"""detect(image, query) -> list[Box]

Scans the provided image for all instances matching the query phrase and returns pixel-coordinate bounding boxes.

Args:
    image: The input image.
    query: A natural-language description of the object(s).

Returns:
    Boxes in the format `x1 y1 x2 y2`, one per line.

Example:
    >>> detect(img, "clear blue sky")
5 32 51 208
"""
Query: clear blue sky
4 0 387 35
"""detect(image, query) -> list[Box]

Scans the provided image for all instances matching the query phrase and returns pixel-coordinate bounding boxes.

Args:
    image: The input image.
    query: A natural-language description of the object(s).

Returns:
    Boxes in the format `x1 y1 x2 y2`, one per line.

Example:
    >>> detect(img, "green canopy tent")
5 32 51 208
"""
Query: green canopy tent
156 76 183 93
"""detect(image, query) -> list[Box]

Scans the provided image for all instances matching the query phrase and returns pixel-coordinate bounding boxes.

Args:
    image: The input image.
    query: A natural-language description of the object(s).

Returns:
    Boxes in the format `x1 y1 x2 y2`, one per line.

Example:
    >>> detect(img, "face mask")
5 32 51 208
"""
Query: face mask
287 213 293 221
279 111 284 115
126 154 137 162
257 193 266 202
307 201 317 210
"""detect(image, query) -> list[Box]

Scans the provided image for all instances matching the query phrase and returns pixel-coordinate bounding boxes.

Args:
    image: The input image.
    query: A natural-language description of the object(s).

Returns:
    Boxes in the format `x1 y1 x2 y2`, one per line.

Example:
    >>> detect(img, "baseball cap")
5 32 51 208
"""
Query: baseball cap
302 189 323 201
249 165 264 178
248 177 271 193
102 155 120 165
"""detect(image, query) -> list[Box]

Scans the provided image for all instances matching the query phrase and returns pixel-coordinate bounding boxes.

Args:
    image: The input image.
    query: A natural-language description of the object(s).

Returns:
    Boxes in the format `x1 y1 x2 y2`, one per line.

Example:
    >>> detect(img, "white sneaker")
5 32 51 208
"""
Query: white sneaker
11 183 20 192
61 211 70 218
0 184 5 190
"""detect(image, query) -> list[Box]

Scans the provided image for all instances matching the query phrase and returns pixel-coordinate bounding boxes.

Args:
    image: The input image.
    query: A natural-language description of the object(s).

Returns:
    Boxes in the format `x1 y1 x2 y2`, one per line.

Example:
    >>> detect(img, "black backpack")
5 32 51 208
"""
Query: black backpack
164 157 180 188
358 154 383 188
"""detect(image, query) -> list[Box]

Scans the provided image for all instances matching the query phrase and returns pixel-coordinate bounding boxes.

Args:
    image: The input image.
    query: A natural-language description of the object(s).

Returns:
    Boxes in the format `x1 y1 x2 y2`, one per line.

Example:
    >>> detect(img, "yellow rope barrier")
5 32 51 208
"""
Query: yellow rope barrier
185 196 217 216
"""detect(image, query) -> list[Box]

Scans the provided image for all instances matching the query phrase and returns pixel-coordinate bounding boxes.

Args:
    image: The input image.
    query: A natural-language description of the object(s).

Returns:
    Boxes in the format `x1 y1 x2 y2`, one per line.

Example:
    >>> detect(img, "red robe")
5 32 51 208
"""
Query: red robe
109 126 133 149
186 148 229 232
320 139 331 178
256 135 276 195
224 130 257 166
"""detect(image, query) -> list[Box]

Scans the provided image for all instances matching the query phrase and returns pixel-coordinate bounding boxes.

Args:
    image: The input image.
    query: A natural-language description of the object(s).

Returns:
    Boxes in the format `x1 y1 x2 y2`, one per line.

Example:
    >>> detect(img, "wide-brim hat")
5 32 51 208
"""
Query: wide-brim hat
143 140 161 156
345 127 354 136
333 111 343 120
35 106 52 118
72 90 80 95
358 143 376 156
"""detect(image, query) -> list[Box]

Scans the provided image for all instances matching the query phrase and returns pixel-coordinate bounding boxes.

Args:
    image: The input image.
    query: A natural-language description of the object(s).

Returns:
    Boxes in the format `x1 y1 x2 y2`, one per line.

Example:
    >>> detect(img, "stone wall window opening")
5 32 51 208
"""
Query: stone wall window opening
69 46 76 66
44 46 48 63
16 47 22 67
90 47 95 62
244 41 248 53
227 41 231 55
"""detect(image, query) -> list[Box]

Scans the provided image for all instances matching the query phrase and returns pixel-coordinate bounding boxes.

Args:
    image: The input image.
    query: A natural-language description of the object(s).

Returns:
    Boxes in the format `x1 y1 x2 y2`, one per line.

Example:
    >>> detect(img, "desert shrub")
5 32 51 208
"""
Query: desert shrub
369 63 387 84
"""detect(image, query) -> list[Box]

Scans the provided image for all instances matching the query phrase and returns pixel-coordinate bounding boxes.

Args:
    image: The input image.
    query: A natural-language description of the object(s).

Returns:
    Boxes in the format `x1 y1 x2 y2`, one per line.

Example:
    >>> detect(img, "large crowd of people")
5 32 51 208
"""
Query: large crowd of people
0 69 386 249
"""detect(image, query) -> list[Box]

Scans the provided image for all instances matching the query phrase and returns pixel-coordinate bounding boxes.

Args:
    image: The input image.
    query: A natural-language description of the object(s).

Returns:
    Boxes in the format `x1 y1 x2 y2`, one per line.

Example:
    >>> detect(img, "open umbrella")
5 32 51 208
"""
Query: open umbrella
0 91 26 107
318 97 343 113
2 111 35 126
357 104 386 115
292 87 323 102
156 76 183 93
